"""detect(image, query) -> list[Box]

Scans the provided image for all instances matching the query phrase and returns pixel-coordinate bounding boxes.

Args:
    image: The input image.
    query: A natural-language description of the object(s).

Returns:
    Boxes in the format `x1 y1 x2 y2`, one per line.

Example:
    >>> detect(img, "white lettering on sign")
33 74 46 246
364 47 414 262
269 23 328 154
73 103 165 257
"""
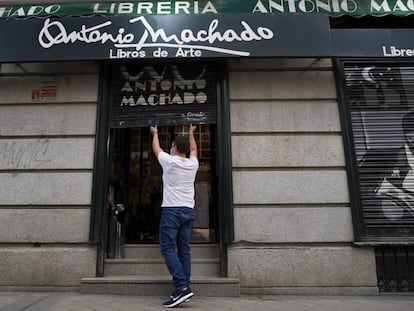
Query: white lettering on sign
37 16 274 58
371 0 414 12
93 1 218 15
383 45 414 56
121 91 207 106
38 20 134 48
181 111 207 122
119 65 209 107
0 5 60 18
253 0 358 13
3 1 414 19
120 78 207 106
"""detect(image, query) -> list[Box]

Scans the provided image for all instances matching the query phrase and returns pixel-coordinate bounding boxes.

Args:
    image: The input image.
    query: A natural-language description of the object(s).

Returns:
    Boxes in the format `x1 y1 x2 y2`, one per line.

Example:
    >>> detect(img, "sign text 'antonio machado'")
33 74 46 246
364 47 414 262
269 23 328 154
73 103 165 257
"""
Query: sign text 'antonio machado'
37 16 274 58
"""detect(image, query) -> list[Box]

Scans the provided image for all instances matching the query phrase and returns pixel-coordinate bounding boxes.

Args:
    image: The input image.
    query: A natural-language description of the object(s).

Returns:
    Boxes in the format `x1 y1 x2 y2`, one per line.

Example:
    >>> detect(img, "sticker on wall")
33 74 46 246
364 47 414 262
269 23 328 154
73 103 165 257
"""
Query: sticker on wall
32 77 58 101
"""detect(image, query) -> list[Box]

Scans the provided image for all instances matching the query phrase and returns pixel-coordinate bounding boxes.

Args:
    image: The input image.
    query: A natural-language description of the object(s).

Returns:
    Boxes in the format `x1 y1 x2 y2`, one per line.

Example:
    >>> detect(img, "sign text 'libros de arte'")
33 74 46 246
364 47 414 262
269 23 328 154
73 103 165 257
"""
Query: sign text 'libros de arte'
37 15 274 58
2 1 414 19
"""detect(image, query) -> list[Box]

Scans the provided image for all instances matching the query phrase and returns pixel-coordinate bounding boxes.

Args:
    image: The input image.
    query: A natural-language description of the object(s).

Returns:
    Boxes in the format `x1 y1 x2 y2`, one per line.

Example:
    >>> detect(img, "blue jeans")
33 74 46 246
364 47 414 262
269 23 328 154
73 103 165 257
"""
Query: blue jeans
159 207 195 290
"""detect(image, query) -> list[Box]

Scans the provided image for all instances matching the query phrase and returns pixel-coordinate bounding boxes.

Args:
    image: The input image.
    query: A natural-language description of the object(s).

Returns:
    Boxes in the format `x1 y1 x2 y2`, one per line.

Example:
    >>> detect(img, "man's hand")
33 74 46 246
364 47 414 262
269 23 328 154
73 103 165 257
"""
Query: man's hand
150 125 158 136
189 124 196 133
150 125 162 157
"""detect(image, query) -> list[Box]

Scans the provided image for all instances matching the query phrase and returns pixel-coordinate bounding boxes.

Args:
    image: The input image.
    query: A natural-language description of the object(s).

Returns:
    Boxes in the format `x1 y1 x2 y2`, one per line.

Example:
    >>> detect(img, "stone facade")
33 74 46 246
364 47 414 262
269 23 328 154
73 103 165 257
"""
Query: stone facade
0 62 98 290
0 58 379 294
227 58 378 295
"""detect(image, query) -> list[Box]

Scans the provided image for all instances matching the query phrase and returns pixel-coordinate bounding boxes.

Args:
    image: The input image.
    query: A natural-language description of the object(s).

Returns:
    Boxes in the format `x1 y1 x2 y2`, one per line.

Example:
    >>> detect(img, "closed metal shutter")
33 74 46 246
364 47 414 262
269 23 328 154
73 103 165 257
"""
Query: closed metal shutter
110 62 217 127
343 62 414 238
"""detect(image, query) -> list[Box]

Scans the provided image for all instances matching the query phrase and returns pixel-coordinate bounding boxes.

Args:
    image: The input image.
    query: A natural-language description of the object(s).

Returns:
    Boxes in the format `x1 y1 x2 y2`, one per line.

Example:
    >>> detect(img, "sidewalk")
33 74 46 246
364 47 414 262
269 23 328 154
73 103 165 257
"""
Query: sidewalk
1 292 414 311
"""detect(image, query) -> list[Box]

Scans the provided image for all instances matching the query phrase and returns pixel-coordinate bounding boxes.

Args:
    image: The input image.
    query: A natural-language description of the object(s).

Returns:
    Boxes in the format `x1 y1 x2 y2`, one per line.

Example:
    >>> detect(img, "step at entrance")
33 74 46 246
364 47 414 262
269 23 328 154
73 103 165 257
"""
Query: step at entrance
124 244 220 259
81 275 240 296
104 258 220 276
81 244 240 296
105 244 220 276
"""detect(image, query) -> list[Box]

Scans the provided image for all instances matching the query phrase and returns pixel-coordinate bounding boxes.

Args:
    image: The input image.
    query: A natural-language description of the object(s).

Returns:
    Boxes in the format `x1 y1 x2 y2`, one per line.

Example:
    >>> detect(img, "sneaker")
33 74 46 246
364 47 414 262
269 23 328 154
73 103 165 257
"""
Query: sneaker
171 294 190 303
163 287 194 308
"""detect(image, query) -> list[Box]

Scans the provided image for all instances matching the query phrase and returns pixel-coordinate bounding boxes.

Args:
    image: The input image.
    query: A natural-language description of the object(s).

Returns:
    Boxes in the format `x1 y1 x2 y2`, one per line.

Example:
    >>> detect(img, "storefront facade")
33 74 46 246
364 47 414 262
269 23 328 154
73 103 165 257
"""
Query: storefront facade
1 0 413 295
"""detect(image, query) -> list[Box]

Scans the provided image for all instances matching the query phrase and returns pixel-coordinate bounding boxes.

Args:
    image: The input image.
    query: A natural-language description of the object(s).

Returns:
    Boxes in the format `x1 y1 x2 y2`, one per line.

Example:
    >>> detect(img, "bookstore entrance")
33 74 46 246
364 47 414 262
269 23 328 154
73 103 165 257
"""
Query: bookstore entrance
106 62 225 253
109 124 217 245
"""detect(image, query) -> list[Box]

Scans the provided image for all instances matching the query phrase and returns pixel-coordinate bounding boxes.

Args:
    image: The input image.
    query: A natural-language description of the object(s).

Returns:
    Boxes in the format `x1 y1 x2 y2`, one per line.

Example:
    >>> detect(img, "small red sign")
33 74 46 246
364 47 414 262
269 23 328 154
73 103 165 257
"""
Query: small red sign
40 85 57 98
32 89 40 100
32 85 57 100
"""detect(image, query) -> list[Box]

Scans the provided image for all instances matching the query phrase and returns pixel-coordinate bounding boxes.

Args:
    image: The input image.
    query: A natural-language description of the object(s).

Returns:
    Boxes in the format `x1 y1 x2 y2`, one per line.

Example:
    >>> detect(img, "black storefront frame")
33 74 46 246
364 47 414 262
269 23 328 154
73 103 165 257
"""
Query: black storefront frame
334 58 366 242
335 58 414 245
90 62 112 276
90 59 234 277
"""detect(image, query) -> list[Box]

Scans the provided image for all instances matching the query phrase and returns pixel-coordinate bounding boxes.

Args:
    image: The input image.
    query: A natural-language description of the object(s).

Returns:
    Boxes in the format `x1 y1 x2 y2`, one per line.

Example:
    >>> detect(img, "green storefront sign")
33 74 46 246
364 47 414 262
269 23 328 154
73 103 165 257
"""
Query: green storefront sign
1 0 414 19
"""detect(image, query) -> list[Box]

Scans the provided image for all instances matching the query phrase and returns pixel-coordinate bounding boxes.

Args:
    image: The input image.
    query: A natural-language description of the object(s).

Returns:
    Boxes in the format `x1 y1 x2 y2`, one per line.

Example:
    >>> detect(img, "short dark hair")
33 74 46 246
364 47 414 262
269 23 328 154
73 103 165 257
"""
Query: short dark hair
402 111 414 133
173 135 189 154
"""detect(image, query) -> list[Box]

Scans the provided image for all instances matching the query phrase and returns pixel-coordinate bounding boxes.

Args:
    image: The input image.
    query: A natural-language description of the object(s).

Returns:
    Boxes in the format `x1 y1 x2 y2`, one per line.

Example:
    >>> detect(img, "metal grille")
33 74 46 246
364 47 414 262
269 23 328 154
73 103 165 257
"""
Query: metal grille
375 246 414 292
344 62 414 238
110 62 217 128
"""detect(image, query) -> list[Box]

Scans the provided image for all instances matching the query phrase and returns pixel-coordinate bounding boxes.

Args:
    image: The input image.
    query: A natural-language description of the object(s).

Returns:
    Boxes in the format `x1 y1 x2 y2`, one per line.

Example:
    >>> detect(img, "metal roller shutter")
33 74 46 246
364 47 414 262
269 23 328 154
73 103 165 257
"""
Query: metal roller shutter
110 62 217 127
343 62 414 238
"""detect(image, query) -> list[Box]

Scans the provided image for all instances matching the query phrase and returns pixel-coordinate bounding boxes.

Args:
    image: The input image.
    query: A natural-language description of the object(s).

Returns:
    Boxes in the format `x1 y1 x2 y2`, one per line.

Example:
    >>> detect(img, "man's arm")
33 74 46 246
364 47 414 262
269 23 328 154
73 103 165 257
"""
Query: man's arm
150 125 163 157
189 124 197 158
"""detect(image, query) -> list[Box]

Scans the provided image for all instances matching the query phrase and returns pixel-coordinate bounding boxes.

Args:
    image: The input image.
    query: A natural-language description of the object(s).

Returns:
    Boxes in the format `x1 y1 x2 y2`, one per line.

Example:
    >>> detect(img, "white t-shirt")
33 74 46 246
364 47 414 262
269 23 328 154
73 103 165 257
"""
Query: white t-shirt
157 151 199 208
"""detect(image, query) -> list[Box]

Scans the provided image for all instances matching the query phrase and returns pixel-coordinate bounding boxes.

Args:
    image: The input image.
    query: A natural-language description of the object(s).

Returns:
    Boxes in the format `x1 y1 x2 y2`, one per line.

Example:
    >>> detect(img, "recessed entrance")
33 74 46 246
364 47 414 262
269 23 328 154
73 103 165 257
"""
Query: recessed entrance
97 61 233 270
108 124 218 245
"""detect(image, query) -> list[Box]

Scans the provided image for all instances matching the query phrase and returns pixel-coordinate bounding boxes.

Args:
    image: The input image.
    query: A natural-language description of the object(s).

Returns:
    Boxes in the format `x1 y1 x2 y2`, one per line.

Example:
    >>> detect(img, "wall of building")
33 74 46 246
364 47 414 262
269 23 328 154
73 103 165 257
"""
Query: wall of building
0 62 98 290
0 58 381 294
227 58 379 295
